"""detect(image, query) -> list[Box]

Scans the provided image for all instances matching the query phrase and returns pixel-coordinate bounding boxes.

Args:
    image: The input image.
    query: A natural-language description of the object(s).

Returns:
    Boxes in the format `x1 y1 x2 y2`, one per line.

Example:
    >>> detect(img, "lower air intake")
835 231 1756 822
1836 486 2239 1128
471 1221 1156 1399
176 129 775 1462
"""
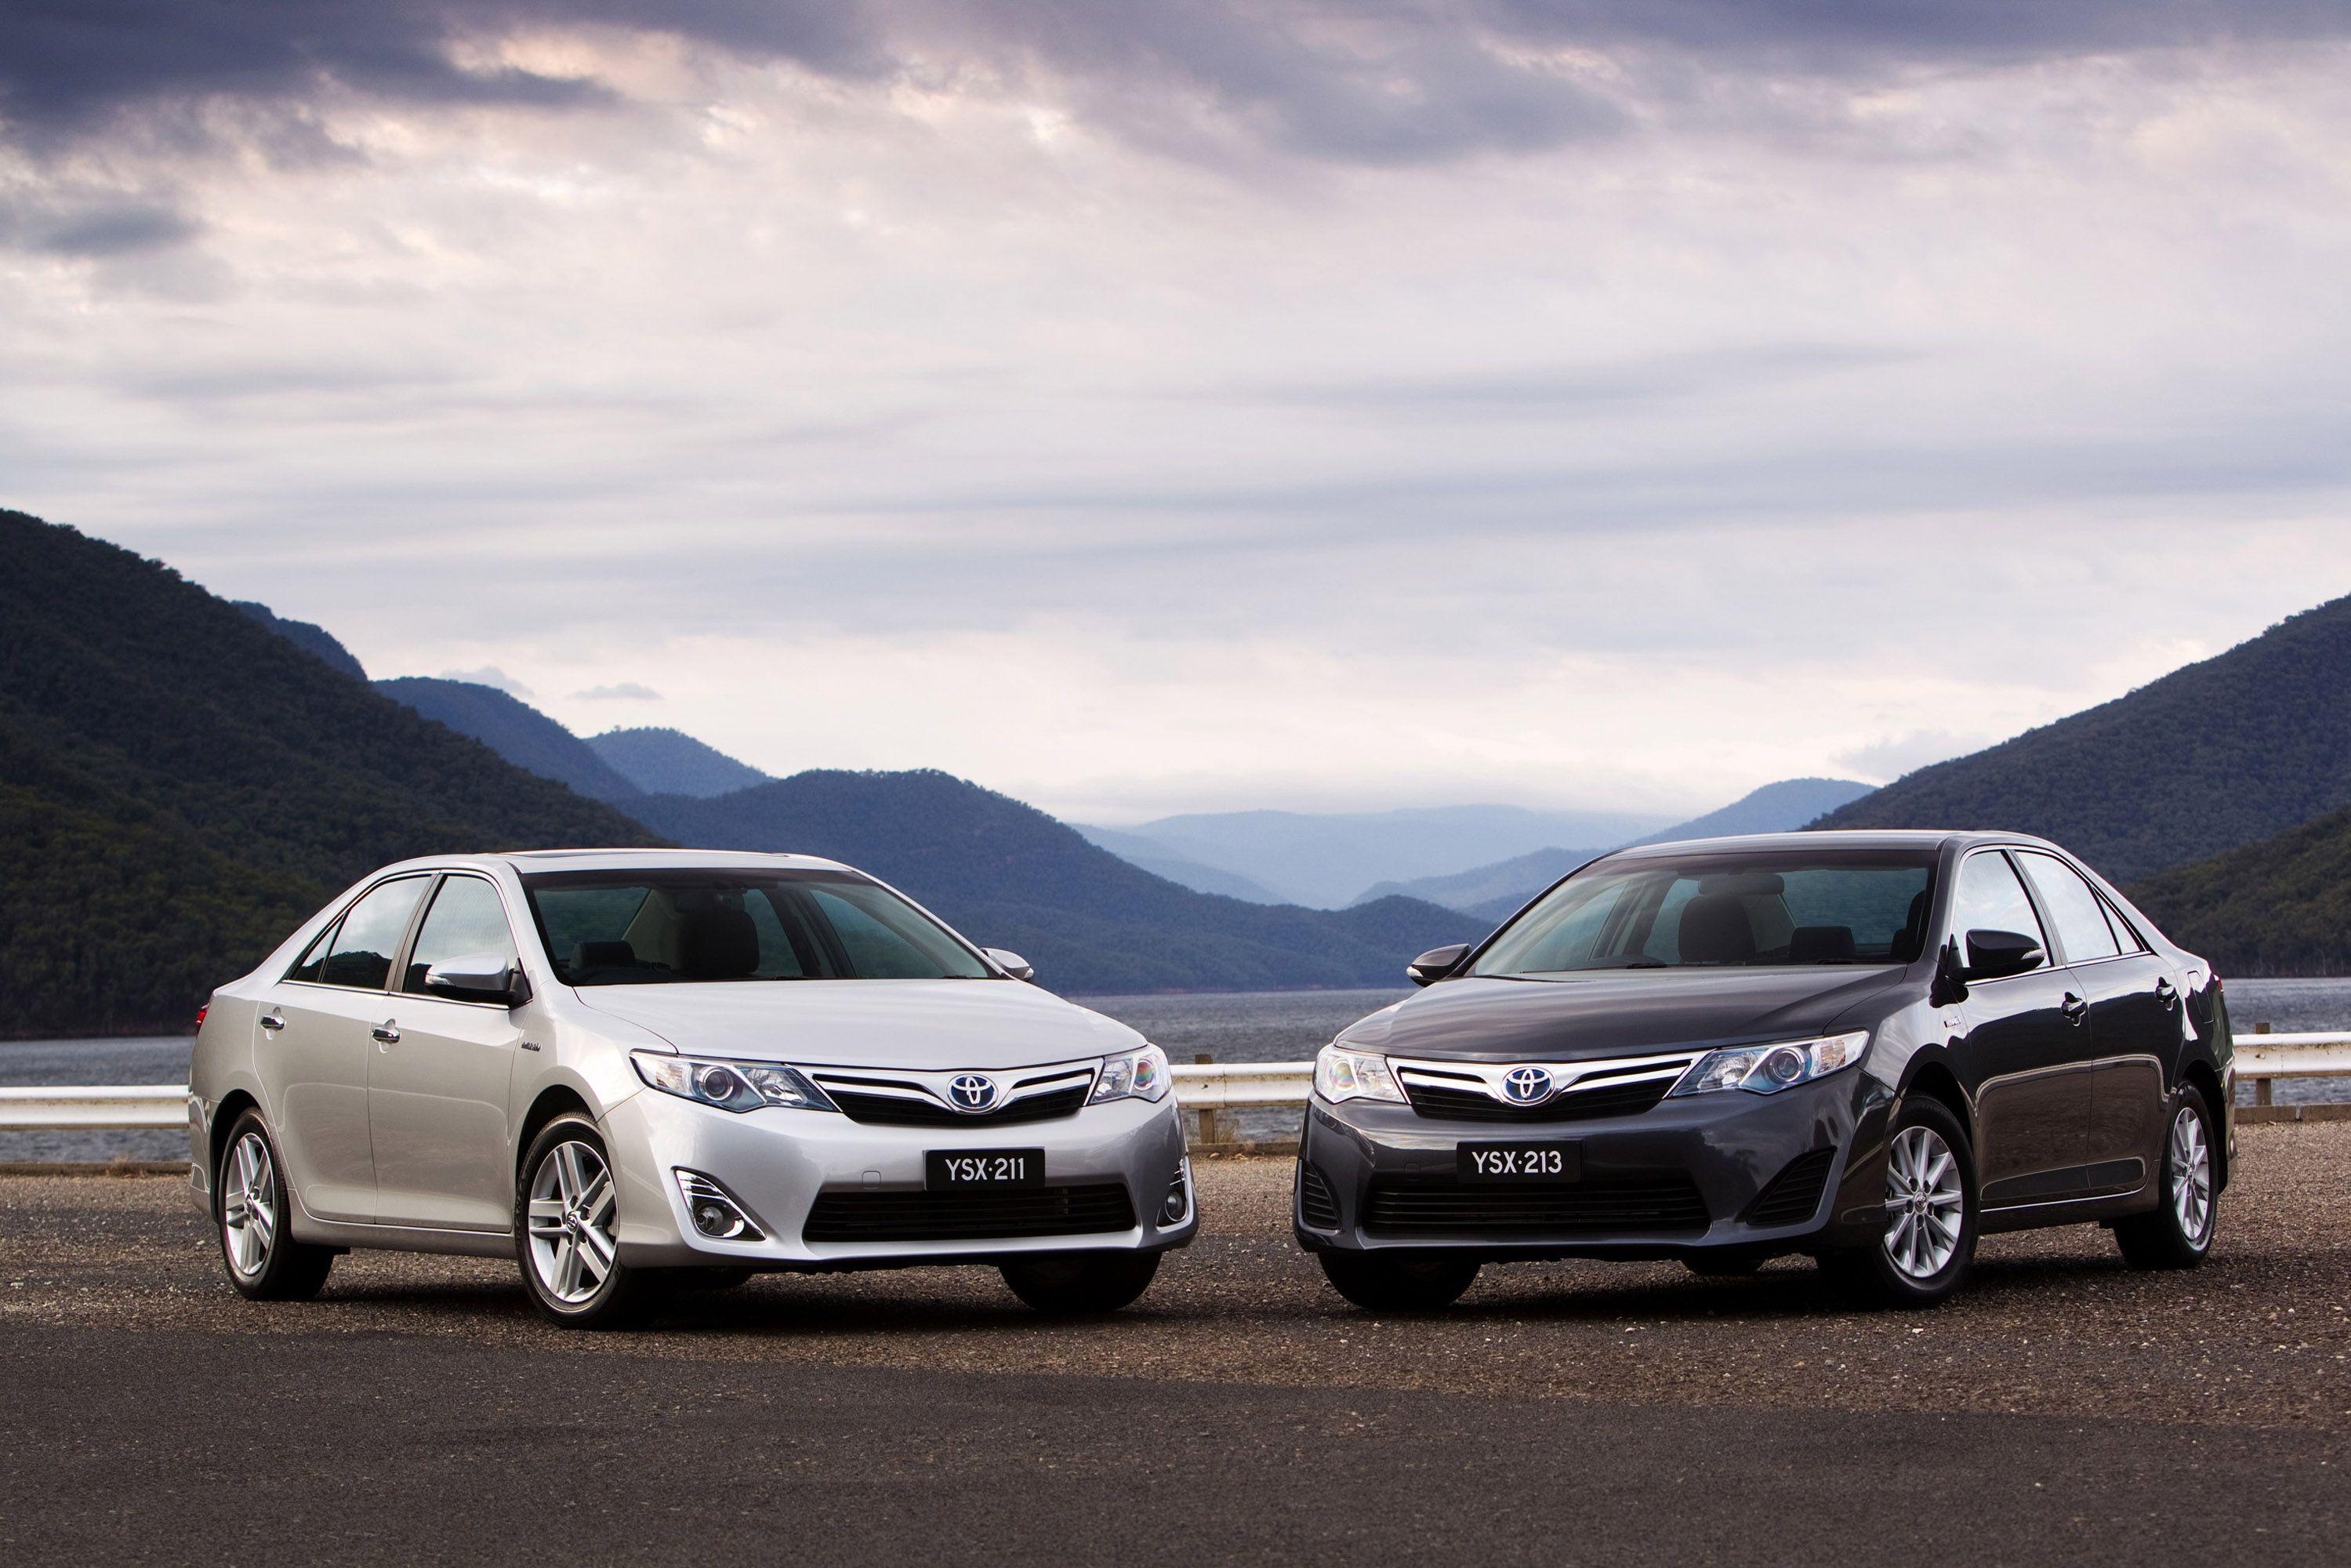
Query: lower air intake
1298 1166 1341 1231
802 1184 1137 1244
1362 1173 1710 1237
1743 1147 1838 1228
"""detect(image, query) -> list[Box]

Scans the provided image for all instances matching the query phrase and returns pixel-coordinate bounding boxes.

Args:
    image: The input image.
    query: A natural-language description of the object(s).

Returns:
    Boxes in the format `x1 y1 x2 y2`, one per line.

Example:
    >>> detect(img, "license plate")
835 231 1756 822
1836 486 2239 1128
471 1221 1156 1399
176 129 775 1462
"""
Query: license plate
926 1149 1045 1190
1457 1142 1582 1183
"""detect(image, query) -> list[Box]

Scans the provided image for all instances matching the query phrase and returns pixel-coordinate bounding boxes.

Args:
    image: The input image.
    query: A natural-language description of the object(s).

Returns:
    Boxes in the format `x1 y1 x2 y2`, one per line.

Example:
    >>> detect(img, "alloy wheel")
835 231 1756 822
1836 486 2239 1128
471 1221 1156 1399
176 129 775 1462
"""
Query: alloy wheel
527 1140 618 1305
221 1131 278 1279
1881 1125 1964 1280
2170 1105 2214 1245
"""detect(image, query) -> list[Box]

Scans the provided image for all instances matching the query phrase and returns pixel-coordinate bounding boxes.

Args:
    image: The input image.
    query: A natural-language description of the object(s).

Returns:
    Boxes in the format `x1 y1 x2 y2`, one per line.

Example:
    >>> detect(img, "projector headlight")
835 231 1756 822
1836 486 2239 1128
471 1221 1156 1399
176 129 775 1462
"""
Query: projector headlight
631 1051 836 1113
1090 1044 1172 1103
1667 1032 1870 1097
1314 1043 1405 1105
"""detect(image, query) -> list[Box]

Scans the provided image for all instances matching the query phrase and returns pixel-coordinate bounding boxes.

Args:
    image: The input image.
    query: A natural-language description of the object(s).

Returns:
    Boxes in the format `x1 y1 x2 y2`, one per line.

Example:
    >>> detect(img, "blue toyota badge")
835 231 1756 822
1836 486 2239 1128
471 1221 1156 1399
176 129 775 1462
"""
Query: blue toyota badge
948 1073 999 1111
1500 1065 1554 1105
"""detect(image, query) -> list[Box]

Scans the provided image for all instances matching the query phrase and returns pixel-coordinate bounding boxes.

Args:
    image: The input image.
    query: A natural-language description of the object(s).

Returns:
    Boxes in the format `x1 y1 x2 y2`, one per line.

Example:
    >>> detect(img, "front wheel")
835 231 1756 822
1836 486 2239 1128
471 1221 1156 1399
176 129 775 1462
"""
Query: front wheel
2113 1088 2218 1269
1318 1249 1480 1312
216 1112 335 1301
515 1116 665 1329
999 1250 1161 1314
1824 1098 1977 1309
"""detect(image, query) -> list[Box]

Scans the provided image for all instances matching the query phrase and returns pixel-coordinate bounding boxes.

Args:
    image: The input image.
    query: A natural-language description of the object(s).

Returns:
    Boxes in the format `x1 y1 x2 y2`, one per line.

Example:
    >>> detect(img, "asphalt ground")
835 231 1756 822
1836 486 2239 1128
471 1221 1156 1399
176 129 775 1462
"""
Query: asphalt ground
3 1123 2349 1564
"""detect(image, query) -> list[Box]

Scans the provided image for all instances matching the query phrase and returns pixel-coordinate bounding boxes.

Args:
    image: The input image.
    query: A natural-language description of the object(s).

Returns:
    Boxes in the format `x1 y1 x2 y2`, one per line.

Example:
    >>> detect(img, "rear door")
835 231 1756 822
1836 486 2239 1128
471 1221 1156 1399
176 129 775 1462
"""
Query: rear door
2016 850 2175 1195
368 873 529 1232
258 875 432 1222
1947 849 2094 1207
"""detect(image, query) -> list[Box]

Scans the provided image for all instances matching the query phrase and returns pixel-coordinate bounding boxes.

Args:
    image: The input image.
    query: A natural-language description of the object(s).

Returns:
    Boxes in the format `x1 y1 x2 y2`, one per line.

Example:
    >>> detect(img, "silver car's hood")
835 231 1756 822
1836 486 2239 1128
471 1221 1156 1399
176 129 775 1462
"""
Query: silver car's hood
569 978 1143 1071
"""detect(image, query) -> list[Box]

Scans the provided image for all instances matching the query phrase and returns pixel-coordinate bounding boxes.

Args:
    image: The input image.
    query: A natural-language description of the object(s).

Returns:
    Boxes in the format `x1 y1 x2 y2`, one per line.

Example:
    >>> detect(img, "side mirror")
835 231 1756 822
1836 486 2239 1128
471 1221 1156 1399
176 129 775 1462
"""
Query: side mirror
1961 928 2045 982
1406 943 1471 987
983 947 1036 982
425 953 530 1007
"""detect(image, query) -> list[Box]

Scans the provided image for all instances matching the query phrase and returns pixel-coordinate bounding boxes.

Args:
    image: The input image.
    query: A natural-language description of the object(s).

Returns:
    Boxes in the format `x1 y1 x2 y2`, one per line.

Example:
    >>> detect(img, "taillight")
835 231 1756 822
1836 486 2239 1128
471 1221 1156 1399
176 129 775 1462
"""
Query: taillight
194 1004 209 1030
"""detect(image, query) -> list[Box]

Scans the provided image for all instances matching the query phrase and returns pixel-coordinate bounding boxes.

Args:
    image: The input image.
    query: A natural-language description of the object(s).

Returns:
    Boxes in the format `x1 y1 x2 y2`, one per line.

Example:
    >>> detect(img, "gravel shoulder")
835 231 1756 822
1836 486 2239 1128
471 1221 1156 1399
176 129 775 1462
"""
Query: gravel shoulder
4 1123 2348 1434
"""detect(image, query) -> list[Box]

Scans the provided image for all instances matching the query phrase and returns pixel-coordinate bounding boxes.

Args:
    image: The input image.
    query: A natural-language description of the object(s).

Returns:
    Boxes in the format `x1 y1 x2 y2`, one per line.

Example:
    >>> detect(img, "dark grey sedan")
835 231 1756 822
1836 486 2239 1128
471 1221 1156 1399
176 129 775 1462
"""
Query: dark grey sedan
1294 831 2229 1309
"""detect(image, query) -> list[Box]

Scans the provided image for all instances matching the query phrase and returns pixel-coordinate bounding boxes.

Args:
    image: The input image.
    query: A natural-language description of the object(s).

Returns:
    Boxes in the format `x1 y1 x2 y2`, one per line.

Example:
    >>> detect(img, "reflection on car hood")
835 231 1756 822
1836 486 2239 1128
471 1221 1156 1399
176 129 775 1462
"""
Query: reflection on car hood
570 979 1143 1071
1337 968 1911 1062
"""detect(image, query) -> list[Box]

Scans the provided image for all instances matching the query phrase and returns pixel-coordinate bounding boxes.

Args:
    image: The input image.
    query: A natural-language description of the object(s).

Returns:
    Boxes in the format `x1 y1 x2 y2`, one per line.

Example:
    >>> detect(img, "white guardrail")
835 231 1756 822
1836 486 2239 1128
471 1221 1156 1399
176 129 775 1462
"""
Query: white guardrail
0 1041 2346 1131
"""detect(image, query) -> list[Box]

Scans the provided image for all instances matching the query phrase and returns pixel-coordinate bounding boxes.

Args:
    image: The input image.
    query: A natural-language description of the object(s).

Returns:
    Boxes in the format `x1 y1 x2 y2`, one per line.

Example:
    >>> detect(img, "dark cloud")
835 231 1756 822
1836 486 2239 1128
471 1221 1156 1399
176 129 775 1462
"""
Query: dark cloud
0 192 201 256
4 1 2347 170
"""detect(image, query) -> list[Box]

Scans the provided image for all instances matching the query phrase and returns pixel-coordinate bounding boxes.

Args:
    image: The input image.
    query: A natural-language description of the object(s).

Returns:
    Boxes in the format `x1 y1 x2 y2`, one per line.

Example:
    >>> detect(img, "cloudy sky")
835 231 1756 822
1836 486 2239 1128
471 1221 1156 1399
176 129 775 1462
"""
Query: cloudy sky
7 2 2351 822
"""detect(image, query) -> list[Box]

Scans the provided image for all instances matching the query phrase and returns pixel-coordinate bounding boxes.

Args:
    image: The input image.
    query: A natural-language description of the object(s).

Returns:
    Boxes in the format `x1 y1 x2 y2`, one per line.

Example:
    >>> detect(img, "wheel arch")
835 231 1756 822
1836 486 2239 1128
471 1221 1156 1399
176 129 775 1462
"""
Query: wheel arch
2179 1057 2229 1192
1898 1058 1974 1149
209 1088 263 1183
514 1083 598 1185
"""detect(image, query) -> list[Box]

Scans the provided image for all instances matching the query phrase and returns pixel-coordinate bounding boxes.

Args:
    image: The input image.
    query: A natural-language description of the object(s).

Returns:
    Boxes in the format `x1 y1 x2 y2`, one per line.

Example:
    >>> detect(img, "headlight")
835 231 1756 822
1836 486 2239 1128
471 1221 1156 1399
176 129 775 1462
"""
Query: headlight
1667 1031 1870 1097
631 1051 836 1113
1090 1044 1171 1104
1314 1043 1404 1105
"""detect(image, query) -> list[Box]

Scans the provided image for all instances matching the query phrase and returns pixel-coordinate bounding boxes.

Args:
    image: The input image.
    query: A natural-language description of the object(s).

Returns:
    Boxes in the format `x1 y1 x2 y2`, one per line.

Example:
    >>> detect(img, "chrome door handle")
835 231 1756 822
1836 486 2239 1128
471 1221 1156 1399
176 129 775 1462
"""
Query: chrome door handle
259 1013 286 1032
372 1021 401 1045
2061 993 2089 1025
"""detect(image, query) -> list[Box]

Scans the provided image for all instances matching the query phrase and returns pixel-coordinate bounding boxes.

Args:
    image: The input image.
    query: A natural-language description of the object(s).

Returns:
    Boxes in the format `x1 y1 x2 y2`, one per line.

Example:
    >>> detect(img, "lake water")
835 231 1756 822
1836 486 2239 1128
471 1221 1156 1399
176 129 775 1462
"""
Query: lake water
7 978 2345 1162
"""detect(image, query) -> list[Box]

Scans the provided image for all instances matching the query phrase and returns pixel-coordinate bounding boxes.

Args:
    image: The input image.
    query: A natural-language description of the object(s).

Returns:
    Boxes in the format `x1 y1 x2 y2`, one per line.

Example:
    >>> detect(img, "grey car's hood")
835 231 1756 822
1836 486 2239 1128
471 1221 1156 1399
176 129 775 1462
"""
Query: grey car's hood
570 978 1143 1071
1338 968 1913 1062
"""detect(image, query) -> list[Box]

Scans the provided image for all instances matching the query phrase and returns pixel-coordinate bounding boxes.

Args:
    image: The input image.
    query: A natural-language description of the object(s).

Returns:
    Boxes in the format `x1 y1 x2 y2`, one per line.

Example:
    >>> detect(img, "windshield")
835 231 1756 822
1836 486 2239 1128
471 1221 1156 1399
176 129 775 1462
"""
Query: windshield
1471 851 1936 976
520 868 995 985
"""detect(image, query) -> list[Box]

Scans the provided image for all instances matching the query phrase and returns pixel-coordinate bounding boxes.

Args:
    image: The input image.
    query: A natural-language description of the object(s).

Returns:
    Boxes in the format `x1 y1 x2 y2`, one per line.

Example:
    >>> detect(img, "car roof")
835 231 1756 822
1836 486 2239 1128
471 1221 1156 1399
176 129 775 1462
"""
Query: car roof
376 848 861 877
1601 829 2060 860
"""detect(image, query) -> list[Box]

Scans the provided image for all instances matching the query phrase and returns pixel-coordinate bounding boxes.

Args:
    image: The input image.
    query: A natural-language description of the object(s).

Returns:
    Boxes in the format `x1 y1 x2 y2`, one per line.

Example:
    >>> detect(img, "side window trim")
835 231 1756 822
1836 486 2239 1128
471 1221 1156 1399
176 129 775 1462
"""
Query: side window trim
401 871 528 1005
287 873 435 995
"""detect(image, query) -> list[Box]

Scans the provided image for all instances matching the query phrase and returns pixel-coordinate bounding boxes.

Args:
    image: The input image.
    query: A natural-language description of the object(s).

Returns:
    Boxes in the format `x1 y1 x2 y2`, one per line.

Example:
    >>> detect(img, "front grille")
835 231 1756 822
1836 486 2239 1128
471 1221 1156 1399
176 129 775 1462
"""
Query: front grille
1298 1165 1341 1230
1362 1173 1710 1237
1401 1078 1674 1123
801 1184 1137 1243
827 1084 1090 1127
1743 1147 1838 1228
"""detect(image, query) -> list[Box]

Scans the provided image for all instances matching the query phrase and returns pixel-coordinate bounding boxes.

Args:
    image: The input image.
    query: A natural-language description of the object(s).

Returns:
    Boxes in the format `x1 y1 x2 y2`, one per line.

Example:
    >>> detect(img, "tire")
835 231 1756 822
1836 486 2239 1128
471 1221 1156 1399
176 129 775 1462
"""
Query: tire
215 1111 336 1301
2113 1087 2218 1270
1824 1098 1978 1309
1684 1253 1764 1279
999 1250 1161 1314
1318 1249 1480 1312
514 1115 666 1329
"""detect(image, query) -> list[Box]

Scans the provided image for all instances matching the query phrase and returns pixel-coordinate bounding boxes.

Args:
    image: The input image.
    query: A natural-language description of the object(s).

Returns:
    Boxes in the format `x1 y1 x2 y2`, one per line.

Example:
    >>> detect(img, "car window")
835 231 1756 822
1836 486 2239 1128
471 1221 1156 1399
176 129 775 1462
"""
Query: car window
314 877 429 990
803 887 964 979
402 877 521 995
287 918 343 983
2101 898 2149 955
2015 851 2121 964
1950 852 2046 952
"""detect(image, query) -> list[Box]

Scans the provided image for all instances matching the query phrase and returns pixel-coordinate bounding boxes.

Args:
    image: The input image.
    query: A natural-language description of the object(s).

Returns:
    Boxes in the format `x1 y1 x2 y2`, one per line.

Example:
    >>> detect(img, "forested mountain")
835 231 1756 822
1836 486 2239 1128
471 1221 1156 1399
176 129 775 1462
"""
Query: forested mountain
1817 595 2351 882
230 601 367 680
378 677 644 805
1076 823 1287 904
587 726 770 797
2131 806 2351 975
0 510 663 1036
633 771 1482 993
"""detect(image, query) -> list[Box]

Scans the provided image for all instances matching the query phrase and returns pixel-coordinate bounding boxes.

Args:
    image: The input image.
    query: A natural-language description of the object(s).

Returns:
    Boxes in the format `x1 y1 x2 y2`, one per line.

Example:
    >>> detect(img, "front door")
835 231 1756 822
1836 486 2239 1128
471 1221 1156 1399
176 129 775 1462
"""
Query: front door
1948 850 2095 1207
368 874 526 1231
259 875 432 1223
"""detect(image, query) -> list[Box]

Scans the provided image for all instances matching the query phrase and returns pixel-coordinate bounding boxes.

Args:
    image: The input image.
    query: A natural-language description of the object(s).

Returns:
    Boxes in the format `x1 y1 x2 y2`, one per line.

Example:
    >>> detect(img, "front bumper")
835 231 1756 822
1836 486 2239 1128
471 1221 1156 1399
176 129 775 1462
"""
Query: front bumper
1295 1071 1890 1261
603 1088 1196 1269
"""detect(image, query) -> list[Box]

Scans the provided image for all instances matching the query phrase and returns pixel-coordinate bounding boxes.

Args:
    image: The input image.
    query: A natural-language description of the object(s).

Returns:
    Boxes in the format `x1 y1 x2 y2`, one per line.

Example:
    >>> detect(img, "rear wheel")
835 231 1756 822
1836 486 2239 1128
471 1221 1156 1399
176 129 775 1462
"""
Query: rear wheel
1318 1249 1480 1312
216 1112 335 1301
999 1250 1161 1314
2114 1089 2217 1269
1825 1098 1976 1309
515 1116 666 1329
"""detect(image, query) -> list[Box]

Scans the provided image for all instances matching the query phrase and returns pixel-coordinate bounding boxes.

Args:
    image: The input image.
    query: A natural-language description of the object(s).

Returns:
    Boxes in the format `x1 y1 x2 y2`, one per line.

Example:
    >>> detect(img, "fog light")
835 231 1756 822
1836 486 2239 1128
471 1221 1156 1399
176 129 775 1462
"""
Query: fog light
675 1169 762 1242
1160 1159 1192 1225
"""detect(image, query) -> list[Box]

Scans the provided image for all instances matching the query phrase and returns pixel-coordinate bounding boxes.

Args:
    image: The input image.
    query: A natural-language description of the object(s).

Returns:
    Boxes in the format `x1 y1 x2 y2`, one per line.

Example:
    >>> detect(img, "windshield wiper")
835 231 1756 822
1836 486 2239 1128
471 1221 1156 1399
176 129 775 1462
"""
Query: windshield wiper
1581 956 1669 970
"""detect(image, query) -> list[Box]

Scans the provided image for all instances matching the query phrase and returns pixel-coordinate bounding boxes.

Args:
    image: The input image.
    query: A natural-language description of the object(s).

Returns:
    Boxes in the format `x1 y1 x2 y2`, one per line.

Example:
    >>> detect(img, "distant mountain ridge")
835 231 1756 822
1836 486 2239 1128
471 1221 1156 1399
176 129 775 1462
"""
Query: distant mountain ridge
0 510 664 1037
633 771 1482 993
230 601 366 680
1075 824 1288 904
376 677 644 805
1082 804 1674 909
1357 778 1875 919
1816 597 2351 882
588 727 770 798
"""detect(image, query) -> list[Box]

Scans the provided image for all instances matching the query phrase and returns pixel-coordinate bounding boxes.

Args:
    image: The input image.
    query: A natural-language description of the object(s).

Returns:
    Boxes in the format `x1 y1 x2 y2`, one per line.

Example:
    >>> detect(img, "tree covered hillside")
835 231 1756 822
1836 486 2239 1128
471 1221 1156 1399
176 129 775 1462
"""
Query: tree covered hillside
2132 805 2351 975
378 677 644 804
1819 594 2351 882
633 770 1483 993
0 510 663 1036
